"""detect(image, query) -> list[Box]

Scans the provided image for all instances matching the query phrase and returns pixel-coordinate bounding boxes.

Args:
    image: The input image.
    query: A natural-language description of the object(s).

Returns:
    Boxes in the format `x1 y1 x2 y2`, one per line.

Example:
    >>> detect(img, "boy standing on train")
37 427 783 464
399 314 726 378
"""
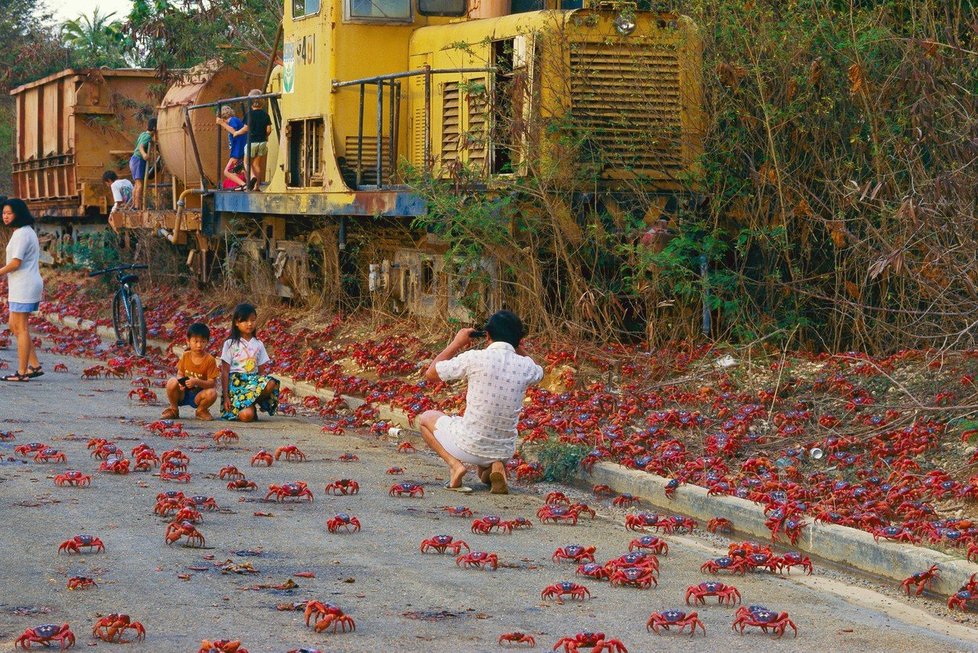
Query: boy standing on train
130 117 156 209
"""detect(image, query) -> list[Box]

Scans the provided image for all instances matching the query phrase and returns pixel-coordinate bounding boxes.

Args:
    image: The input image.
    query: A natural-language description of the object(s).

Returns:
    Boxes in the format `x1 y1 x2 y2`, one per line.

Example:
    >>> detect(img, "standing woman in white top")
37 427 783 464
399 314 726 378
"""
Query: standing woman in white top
0 198 44 382
219 303 280 421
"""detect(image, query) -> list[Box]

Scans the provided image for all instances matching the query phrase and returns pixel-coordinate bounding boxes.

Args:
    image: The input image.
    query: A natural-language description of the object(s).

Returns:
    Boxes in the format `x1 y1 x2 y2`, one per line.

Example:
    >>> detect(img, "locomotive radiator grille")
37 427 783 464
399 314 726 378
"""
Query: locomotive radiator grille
569 44 683 175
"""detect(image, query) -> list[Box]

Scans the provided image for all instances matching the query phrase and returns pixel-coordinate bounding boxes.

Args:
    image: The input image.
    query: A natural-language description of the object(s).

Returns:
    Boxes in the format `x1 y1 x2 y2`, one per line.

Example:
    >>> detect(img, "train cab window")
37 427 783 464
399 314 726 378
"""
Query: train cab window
293 0 321 17
346 0 412 21
418 0 466 16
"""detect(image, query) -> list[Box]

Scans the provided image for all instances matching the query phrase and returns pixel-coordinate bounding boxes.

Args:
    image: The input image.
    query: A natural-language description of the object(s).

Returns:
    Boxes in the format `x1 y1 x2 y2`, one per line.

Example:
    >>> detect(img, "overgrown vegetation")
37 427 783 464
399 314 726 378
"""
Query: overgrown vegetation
411 0 978 352
531 440 590 483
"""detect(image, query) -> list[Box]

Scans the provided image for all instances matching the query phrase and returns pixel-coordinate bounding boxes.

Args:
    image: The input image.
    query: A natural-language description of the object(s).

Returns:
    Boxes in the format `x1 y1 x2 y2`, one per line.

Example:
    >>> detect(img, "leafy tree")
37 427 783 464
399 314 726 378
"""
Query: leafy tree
61 9 128 68
0 0 66 92
126 0 281 77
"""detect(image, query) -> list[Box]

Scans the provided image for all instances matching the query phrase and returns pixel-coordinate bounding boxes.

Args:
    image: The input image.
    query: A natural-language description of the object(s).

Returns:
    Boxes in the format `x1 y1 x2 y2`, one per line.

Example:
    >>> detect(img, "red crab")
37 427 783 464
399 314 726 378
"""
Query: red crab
732 606 797 638
128 388 157 403
386 466 404 474
324 479 360 495
274 445 306 461
685 582 741 606
397 442 416 453
872 525 920 544
628 535 668 555
420 535 470 555
227 479 257 491
646 610 706 636
67 577 97 590
14 442 48 456
33 448 67 463
82 366 103 379
186 495 219 511
471 515 513 535
592 484 614 496
605 551 659 574
304 600 356 633
212 429 239 444
552 545 596 564
327 513 361 533
58 535 105 554
456 551 498 570
161 468 191 483
165 520 206 547
498 632 536 647
54 471 91 487
776 552 813 575
160 449 190 468
576 562 611 581
542 581 591 602
443 505 473 518
91 614 146 642
198 640 248 653
172 506 202 523
266 481 314 502
612 493 640 507
609 565 657 589
15 623 76 650
948 583 978 611
700 556 748 575
537 505 580 525
98 457 130 474
53 363 69 373
389 482 424 498
546 491 570 505
338 453 360 462
707 517 733 534
219 465 245 480
624 512 664 532
553 632 627 653
901 564 939 595
251 450 274 466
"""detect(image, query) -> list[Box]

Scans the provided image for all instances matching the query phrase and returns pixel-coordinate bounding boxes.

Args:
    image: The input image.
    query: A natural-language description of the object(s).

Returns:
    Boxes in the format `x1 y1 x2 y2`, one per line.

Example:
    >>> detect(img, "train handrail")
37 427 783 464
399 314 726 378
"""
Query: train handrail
186 92 284 191
333 66 496 184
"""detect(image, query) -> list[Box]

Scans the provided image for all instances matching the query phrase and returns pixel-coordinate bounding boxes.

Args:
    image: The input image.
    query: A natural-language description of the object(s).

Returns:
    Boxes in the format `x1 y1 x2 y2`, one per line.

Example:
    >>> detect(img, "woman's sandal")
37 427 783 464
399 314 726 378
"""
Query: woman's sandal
1 372 31 382
26 365 44 378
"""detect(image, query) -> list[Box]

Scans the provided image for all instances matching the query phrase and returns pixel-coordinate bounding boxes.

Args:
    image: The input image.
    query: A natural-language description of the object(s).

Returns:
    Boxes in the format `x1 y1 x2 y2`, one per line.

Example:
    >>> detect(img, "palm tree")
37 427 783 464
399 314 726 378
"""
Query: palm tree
61 9 128 67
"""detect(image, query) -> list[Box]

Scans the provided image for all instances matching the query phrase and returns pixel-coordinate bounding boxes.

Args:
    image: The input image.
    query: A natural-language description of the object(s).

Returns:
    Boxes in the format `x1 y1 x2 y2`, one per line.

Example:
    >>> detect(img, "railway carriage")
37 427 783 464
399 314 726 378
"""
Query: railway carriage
12 0 704 316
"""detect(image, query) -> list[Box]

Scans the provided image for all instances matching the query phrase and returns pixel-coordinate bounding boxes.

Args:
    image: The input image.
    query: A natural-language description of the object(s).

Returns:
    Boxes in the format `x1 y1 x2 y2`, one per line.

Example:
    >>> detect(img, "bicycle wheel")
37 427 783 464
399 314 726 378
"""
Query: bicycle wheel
128 293 147 356
112 290 130 346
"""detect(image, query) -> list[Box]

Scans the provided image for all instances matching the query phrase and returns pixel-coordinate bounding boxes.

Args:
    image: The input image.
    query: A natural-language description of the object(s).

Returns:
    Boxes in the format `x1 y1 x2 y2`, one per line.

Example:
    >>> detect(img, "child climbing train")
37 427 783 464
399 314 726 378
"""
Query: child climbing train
220 303 280 422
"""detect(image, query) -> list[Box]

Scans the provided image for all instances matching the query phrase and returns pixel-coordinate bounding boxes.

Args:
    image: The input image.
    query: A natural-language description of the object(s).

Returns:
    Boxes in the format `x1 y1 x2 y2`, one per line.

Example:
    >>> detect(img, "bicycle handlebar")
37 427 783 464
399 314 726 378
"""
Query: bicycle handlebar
88 263 149 278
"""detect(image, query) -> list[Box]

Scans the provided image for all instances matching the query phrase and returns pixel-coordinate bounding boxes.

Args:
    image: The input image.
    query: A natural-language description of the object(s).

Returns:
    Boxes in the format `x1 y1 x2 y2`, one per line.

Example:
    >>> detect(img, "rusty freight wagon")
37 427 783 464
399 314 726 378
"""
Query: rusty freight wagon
10 68 159 258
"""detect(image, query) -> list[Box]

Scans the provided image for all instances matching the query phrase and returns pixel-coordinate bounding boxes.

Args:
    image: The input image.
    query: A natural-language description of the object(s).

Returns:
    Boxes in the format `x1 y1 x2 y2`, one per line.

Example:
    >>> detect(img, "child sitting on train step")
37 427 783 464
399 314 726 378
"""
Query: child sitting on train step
163 322 219 421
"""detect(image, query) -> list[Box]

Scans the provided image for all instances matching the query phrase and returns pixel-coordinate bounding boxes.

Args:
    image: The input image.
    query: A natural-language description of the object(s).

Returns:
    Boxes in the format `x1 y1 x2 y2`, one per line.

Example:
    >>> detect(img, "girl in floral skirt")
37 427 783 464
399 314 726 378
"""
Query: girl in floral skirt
220 303 279 421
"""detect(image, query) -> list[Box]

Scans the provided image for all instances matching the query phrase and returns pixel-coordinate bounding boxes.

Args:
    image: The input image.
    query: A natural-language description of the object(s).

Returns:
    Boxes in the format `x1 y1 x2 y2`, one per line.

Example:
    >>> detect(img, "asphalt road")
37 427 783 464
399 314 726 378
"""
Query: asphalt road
2 349 978 652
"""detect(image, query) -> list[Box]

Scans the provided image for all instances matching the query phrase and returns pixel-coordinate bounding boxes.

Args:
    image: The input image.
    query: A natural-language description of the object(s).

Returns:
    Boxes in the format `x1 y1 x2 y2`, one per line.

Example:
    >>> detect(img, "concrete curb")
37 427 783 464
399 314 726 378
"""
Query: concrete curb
41 312 978 598
583 461 978 598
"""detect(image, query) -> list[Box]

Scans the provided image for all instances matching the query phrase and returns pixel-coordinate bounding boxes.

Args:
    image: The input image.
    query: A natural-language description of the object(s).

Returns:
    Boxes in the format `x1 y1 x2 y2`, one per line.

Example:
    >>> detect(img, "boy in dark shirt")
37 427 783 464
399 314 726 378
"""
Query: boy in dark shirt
244 89 273 190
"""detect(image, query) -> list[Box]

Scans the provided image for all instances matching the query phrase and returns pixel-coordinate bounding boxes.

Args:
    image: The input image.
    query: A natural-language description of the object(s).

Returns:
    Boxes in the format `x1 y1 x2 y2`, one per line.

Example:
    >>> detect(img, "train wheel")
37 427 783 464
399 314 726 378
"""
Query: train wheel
306 228 341 304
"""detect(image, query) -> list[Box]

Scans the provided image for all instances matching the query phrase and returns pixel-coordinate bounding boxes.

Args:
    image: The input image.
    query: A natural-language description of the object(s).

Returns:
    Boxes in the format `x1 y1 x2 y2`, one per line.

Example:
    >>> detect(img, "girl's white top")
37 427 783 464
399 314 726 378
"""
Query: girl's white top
6 226 43 303
220 337 270 374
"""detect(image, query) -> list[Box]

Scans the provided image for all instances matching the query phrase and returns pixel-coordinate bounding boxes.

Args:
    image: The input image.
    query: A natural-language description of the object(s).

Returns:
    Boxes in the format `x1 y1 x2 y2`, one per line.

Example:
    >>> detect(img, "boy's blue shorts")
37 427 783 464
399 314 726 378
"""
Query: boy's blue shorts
129 154 147 181
178 387 202 408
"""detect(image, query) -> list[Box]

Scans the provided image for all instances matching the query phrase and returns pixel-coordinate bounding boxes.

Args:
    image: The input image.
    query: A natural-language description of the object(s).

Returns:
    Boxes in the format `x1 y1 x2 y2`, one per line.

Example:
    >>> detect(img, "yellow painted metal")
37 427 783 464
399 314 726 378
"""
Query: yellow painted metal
273 1 703 197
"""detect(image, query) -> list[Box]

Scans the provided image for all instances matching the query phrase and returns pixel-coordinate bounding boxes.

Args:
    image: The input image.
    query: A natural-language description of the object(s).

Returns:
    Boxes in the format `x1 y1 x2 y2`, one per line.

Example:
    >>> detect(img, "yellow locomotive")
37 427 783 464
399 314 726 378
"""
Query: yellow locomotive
13 0 704 315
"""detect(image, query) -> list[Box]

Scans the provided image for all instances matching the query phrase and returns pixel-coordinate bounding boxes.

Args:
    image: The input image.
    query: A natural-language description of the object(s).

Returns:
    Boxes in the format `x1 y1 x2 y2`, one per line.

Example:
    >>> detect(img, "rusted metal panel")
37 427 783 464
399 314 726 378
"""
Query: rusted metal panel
11 69 159 218
212 188 427 217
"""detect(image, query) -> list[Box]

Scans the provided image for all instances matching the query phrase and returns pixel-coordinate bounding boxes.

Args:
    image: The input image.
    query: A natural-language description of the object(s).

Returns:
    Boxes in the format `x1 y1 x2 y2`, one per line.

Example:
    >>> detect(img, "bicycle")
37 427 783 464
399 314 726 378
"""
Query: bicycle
89 263 149 356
